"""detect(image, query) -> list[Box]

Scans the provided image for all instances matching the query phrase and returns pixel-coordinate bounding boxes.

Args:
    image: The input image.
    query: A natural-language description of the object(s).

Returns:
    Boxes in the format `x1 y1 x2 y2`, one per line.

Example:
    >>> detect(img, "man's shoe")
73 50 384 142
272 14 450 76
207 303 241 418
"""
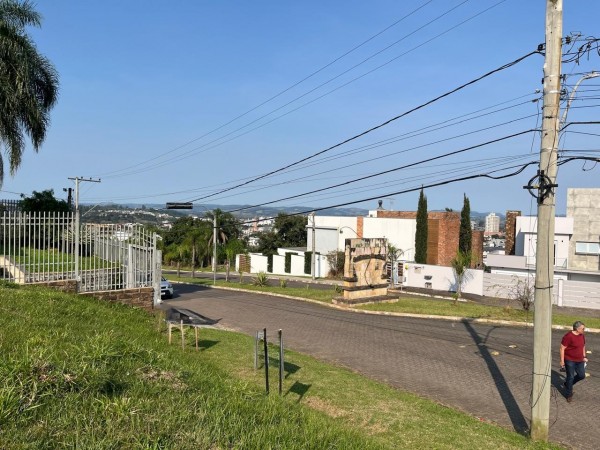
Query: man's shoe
567 394 573 403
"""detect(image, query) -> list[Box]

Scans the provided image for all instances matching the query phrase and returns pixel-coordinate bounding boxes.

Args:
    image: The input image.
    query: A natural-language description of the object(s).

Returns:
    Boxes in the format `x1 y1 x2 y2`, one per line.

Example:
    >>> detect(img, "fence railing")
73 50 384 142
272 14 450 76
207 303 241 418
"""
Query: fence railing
0 212 159 300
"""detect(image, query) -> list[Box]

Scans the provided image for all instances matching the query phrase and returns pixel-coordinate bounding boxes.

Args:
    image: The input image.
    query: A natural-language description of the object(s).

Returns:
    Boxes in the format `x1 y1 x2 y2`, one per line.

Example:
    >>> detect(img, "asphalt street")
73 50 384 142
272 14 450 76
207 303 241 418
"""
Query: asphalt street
164 283 599 449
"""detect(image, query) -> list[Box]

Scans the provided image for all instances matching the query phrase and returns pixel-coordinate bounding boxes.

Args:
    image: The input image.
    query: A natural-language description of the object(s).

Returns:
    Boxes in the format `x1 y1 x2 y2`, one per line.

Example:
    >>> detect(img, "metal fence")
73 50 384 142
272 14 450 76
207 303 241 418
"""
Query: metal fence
0 212 159 301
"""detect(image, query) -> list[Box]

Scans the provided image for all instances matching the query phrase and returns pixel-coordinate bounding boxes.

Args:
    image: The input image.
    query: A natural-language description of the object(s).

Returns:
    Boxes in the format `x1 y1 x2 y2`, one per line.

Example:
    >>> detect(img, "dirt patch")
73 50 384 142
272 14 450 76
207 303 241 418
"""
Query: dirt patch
304 396 347 418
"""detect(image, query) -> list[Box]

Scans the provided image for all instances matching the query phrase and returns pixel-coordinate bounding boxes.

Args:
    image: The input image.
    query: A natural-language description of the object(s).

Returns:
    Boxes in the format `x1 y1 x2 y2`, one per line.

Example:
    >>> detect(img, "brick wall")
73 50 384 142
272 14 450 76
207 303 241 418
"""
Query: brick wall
29 280 78 293
505 210 521 255
375 211 417 219
375 210 460 266
471 230 484 267
80 287 154 311
429 212 460 266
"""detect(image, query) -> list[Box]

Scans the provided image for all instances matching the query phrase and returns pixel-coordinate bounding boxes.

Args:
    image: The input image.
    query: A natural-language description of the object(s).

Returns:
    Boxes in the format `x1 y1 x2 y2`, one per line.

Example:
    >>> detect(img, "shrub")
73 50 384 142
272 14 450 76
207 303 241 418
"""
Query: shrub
304 252 312 275
284 252 297 273
253 271 269 287
325 251 345 278
279 279 287 288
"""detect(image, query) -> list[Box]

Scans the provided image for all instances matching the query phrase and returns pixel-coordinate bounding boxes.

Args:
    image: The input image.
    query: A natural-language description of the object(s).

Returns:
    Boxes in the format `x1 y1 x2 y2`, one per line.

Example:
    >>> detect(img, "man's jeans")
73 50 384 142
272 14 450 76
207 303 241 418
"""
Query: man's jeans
564 360 586 396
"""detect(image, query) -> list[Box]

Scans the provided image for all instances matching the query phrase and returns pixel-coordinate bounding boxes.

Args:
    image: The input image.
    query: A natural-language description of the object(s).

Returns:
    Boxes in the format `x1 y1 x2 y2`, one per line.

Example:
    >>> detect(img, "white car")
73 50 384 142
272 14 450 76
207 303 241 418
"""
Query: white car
160 277 174 299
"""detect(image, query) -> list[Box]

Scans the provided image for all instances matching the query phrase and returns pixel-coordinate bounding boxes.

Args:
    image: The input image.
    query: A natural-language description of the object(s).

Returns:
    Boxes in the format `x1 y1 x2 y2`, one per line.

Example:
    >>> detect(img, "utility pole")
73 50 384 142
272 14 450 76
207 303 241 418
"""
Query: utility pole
311 212 316 280
213 211 218 286
68 177 101 290
63 187 73 210
530 0 562 441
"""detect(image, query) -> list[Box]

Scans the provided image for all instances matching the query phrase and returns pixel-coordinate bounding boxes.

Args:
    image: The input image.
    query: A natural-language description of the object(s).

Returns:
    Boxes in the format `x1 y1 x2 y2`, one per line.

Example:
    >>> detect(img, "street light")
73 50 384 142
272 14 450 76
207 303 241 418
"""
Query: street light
168 202 217 286
338 226 358 235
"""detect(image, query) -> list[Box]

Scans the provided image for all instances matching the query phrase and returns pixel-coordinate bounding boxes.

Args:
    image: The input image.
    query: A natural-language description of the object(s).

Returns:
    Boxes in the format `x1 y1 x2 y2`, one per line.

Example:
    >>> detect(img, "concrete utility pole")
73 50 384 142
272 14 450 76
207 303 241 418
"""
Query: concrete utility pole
311 212 316 280
531 0 562 442
68 177 101 290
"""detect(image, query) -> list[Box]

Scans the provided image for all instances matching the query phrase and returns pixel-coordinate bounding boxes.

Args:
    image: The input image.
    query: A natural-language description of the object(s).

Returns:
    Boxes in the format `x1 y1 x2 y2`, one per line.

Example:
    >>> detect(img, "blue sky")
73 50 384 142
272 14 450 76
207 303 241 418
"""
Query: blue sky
4 0 600 215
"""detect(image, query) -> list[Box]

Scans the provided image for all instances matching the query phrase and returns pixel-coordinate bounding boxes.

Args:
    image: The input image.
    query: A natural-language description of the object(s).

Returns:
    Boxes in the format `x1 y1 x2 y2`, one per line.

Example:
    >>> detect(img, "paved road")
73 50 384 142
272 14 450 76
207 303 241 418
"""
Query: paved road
164 284 599 449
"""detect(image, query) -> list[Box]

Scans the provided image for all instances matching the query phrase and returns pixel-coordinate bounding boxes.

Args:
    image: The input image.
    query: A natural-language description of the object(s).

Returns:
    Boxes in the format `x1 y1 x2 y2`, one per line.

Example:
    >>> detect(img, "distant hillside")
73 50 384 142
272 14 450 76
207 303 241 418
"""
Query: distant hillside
118 203 370 219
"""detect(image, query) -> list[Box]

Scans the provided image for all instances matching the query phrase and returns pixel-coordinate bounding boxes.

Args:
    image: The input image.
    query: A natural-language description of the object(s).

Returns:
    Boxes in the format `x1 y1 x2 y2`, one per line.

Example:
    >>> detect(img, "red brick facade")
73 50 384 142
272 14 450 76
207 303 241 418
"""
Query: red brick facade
504 210 521 255
471 230 484 267
427 212 460 266
356 216 364 238
374 210 463 267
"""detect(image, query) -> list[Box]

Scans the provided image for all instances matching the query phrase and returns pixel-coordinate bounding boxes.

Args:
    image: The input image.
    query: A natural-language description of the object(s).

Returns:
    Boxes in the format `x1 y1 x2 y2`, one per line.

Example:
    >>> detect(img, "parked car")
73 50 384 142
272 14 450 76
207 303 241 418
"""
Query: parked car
161 277 174 299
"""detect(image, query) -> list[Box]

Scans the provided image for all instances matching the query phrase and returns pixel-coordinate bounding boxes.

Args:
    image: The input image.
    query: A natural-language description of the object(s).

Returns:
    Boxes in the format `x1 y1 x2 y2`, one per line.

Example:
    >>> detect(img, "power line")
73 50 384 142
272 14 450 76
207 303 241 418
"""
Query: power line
185 113 538 204
186 50 541 203
98 0 511 181
93 1 438 179
225 129 536 213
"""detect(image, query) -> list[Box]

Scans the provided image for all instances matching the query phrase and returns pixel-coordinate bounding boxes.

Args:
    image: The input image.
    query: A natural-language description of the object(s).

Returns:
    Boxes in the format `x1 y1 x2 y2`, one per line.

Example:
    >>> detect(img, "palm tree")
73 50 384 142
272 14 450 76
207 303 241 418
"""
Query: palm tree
184 228 209 278
0 0 59 185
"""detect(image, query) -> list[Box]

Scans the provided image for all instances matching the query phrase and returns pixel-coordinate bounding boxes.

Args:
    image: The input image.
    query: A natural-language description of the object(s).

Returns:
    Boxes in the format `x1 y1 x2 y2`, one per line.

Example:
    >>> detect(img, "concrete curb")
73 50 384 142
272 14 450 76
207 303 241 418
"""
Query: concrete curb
172 282 600 334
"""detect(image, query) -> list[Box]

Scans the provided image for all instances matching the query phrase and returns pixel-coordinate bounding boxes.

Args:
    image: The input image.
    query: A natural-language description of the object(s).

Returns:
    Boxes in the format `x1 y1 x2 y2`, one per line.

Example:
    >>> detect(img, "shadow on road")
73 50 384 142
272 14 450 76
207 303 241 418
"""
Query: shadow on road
462 320 529 435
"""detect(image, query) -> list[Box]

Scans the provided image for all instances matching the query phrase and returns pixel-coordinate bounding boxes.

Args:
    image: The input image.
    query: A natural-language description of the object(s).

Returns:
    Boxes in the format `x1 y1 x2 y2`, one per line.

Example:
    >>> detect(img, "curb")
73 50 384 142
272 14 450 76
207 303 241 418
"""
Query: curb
170 282 600 334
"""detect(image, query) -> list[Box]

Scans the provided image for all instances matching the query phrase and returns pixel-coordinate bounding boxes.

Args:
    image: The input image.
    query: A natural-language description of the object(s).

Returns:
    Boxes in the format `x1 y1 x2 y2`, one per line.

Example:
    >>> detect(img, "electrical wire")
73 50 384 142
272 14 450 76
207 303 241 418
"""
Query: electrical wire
185 50 541 203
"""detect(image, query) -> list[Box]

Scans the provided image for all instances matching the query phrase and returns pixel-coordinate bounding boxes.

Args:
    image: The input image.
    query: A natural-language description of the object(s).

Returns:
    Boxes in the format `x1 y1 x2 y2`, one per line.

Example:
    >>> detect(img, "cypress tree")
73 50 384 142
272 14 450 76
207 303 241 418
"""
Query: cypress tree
459 193 472 254
415 188 428 264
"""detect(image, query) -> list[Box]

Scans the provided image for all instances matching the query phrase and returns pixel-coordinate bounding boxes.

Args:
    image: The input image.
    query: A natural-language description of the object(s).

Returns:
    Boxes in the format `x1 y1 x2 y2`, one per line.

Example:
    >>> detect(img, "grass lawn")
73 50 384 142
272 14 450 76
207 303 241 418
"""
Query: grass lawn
356 297 600 329
169 273 339 303
0 283 561 449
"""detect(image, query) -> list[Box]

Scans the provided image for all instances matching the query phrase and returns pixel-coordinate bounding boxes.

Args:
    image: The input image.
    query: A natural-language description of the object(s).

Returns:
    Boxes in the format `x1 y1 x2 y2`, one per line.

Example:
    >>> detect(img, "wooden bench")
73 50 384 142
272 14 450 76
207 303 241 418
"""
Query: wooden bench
165 307 218 351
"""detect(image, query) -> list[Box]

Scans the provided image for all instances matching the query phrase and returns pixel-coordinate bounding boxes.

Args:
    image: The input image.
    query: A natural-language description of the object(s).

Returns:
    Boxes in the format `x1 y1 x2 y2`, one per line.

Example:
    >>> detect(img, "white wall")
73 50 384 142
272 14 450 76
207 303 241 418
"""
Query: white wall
515 216 573 267
403 263 483 296
363 217 416 261
237 252 330 278
309 216 358 253
273 255 285 274
309 215 417 261
248 253 268 273
291 254 305 275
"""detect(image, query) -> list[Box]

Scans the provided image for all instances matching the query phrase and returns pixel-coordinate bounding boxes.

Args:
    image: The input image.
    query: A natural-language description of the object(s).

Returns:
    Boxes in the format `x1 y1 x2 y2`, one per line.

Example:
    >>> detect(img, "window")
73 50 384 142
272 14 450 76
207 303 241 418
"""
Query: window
575 242 600 255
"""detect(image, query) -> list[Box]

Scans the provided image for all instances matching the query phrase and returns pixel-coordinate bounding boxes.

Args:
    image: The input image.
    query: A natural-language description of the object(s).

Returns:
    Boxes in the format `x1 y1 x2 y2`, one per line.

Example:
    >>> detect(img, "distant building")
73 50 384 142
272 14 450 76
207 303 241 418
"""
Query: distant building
485 212 500 233
486 188 600 281
307 203 484 267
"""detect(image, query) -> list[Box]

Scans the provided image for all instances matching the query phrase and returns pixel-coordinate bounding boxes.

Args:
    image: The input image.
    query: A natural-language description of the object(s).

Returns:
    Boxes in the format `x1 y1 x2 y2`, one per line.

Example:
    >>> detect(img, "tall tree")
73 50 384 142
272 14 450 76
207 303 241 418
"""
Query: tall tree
415 188 428 264
0 0 59 186
20 189 69 212
274 213 307 247
459 193 472 254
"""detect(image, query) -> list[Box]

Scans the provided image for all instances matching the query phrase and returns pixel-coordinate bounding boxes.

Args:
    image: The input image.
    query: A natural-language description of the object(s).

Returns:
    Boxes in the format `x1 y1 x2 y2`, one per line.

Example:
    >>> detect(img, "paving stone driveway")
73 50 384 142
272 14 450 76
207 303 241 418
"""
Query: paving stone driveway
165 284 599 449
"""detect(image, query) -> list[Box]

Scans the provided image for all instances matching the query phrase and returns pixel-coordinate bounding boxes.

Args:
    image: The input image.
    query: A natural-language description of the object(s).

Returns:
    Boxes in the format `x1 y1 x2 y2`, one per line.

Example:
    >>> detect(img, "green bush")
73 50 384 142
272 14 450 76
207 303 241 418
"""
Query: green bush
279 278 287 288
304 252 312 275
267 254 273 273
284 252 297 273
253 271 269 287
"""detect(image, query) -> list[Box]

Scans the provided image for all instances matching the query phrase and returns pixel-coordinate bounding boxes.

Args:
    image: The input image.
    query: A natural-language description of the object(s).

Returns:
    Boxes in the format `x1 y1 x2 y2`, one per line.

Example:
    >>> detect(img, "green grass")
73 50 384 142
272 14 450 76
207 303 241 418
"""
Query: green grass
356 297 600 329
170 273 339 303
5 247 117 272
0 283 561 449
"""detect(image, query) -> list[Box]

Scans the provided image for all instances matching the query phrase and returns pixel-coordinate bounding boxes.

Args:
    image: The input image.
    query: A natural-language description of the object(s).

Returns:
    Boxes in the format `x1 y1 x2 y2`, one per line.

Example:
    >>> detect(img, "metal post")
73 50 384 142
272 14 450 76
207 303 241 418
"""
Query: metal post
213 211 217 285
278 329 284 395
531 0 562 442
263 328 269 394
68 176 101 292
74 178 80 287
311 212 316 280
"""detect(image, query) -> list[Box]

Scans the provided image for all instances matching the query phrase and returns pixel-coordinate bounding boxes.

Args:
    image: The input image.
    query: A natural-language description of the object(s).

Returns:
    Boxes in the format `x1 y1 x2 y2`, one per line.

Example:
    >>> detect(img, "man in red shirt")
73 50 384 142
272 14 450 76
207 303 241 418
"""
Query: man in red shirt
560 321 588 402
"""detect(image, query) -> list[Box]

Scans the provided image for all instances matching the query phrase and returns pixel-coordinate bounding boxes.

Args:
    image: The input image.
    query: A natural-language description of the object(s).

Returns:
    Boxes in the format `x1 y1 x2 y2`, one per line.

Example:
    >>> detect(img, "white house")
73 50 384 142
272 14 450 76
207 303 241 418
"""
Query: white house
306 214 416 262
